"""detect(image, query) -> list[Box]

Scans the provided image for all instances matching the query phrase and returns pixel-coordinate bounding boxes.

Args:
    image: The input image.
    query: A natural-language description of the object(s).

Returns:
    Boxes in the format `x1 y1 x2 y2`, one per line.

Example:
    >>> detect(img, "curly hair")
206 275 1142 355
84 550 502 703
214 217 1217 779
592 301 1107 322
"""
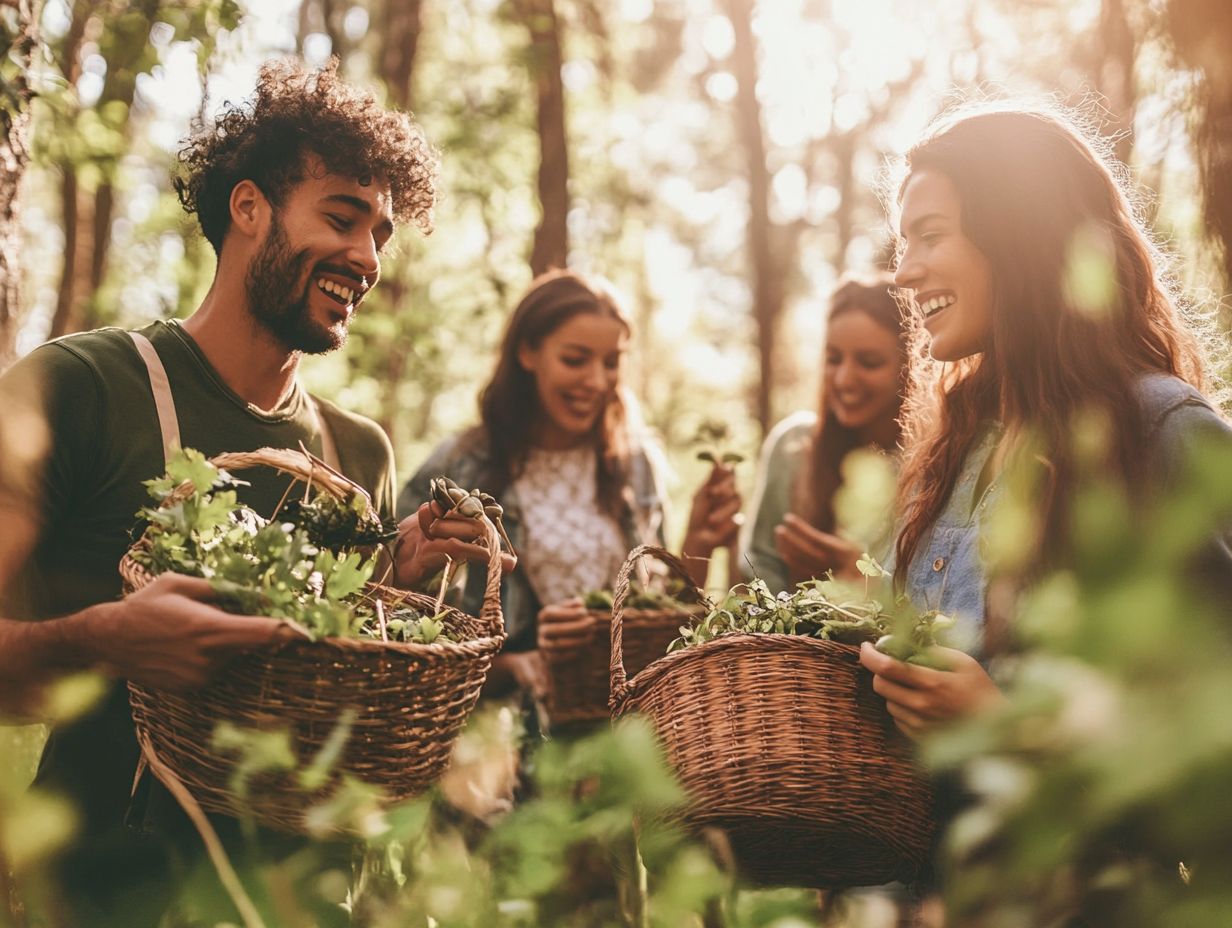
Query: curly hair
174 57 438 254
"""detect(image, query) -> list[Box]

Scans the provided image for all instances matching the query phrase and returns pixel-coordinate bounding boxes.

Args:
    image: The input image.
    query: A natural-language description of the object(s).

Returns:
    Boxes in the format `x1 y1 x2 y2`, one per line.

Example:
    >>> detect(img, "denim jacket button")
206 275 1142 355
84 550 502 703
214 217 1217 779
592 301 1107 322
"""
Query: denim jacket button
932 557 945 572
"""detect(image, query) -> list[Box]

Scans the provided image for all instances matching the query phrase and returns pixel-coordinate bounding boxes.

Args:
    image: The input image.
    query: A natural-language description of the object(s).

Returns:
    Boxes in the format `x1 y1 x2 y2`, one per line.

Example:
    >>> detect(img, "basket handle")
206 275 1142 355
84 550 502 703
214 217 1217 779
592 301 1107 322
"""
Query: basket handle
161 446 376 515
475 516 505 639
609 544 702 697
135 730 266 928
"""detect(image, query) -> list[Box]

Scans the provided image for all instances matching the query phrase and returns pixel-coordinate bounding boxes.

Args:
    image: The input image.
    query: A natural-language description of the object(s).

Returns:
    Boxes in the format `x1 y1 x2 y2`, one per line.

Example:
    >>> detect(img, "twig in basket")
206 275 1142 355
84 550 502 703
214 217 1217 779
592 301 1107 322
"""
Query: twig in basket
270 473 299 522
376 599 388 642
435 555 454 614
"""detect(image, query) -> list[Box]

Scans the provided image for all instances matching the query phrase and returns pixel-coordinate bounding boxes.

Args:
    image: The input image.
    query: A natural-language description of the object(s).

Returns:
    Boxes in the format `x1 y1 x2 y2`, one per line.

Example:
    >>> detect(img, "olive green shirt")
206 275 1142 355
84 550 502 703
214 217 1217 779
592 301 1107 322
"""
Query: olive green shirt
0 319 395 842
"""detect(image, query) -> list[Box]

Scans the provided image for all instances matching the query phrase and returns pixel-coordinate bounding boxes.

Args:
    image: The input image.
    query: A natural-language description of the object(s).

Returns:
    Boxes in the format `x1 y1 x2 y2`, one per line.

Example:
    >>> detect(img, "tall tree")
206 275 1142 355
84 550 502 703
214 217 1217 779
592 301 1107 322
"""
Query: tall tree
723 0 780 435
48 0 241 338
369 0 424 444
514 0 568 275
1165 0 1232 293
0 0 41 369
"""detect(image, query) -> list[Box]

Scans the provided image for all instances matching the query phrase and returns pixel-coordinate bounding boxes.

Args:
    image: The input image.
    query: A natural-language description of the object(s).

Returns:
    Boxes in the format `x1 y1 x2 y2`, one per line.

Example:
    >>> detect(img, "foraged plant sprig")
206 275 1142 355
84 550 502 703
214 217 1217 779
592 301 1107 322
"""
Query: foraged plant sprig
666 553 953 662
133 449 451 644
692 418 745 467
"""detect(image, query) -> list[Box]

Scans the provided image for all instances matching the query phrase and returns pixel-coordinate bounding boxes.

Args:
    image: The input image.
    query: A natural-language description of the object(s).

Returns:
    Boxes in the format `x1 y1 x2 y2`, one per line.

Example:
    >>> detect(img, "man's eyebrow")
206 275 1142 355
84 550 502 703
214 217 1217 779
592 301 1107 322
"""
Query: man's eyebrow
323 193 373 212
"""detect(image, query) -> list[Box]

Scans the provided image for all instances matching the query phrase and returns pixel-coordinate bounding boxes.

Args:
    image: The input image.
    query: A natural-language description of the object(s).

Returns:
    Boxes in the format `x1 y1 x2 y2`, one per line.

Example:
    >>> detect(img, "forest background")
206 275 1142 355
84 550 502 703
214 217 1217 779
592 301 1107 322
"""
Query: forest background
4 2 1232 924
4 0 1232 531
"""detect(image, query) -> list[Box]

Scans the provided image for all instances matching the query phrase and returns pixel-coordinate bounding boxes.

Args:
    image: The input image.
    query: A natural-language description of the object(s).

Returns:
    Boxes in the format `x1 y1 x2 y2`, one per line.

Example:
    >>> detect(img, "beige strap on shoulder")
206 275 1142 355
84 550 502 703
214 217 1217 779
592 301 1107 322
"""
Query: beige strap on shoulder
129 331 181 462
129 330 342 472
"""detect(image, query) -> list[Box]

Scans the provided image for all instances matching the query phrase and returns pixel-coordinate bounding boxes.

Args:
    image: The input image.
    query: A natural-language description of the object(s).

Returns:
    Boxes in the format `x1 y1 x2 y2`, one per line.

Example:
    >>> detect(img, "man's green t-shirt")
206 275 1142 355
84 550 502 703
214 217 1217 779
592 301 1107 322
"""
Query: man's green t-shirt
0 319 396 844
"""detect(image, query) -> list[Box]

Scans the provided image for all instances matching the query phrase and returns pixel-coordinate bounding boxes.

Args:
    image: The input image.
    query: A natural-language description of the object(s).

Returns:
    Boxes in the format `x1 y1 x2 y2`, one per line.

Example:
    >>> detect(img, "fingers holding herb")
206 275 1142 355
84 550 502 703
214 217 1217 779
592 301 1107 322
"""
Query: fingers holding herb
395 503 517 588
859 641 1005 737
428 476 514 553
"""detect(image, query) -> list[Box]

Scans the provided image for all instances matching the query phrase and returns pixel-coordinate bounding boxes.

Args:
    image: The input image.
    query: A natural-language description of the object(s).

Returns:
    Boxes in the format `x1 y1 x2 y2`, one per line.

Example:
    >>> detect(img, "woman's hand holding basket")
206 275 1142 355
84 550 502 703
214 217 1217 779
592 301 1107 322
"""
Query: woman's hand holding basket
537 597 595 660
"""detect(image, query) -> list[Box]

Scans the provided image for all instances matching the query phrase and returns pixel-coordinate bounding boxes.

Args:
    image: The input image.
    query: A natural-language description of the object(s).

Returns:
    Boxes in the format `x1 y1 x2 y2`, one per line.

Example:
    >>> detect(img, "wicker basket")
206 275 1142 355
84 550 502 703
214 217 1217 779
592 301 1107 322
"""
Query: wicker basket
543 600 696 729
608 545 935 889
122 447 505 834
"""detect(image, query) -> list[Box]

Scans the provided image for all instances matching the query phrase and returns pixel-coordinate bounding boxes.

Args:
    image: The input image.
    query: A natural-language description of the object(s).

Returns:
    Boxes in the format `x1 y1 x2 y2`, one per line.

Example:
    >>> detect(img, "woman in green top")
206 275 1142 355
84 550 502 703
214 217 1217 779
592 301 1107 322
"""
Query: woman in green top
740 274 908 591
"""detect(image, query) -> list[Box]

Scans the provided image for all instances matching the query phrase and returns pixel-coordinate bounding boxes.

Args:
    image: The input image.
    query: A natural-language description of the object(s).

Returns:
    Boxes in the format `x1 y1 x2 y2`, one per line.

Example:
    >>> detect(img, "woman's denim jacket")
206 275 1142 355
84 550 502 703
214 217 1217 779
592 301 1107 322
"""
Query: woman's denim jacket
892 373 1232 661
397 433 667 652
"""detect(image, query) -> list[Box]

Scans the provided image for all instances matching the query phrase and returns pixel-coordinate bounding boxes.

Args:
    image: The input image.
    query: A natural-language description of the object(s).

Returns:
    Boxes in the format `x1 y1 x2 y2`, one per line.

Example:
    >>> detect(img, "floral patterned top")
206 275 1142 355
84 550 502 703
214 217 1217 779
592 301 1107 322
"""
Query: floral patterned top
512 445 628 608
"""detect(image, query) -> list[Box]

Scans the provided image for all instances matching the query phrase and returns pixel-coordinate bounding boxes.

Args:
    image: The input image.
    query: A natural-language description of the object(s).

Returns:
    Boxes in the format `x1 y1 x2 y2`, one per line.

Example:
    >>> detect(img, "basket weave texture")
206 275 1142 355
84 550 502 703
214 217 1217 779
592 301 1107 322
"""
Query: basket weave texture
608 545 935 889
122 447 505 834
543 603 693 728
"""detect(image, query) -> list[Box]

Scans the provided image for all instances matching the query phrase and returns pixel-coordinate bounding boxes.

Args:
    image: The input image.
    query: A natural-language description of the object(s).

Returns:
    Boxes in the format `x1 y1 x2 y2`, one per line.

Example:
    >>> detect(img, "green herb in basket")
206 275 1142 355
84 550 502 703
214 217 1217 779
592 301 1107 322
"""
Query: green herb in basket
666 554 952 662
580 579 701 612
133 448 453 644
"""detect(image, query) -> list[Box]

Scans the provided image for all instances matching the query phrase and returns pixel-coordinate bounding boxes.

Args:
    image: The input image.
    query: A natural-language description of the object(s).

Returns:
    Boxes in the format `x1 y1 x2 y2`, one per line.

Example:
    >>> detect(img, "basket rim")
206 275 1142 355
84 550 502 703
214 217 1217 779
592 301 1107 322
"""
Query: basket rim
120 552 506 656
611 632 862 709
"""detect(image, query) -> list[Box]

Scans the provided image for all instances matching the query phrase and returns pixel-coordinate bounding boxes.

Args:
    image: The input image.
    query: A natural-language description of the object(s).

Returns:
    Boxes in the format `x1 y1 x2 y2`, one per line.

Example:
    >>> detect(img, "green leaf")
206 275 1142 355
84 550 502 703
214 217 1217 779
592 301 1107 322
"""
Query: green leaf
165 447 220 494
324 551 375 601
855 553 888 578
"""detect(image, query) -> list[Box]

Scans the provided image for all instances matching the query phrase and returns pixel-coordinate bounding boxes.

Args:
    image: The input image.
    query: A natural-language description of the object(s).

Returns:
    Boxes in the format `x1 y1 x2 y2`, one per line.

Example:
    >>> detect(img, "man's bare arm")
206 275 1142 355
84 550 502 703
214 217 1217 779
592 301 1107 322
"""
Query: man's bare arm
0 507 293 716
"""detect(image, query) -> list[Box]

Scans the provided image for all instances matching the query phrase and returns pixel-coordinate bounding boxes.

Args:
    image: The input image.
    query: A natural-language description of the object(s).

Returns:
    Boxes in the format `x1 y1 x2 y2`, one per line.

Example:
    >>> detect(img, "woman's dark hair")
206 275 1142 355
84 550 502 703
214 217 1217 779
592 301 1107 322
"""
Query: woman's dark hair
892 105 1211 585
174 57 438 254
466 269 634 520
794 273 906 532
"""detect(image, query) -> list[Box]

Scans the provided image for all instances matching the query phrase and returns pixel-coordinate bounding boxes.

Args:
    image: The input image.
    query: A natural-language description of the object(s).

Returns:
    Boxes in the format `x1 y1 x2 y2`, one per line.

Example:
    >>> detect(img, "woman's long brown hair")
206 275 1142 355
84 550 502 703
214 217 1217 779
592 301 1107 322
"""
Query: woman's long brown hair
463 268 634 521
795 275 907 532
893 106 1211 585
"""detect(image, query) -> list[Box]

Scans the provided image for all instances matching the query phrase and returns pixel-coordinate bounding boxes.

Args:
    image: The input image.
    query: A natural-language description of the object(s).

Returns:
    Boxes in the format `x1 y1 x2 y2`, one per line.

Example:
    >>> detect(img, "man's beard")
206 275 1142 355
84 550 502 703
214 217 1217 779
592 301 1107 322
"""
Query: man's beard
245 215 347 354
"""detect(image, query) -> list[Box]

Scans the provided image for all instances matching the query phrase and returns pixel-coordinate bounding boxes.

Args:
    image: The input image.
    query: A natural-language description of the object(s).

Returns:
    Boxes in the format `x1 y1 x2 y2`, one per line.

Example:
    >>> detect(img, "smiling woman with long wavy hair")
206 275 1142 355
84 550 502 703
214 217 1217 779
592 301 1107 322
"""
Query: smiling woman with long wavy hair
858 104 1232 742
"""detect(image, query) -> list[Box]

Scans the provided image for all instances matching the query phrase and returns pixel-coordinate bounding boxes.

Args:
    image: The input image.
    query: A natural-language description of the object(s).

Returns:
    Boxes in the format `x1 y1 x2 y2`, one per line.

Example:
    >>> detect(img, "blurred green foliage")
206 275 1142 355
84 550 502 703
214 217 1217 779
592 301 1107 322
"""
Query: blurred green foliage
926 427 1232 926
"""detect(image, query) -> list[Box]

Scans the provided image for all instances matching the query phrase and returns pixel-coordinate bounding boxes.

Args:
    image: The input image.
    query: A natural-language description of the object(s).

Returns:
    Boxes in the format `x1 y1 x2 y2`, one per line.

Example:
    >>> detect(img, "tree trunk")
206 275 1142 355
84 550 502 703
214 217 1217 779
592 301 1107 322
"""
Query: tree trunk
50 170 82 338
1166 0 1232 292
381 0 422 107
0 0 40 369
1095 0 1136 164
517 0 569 276
831 131 857 270
373 0 425 448
724 0 780 435
49 0 105 337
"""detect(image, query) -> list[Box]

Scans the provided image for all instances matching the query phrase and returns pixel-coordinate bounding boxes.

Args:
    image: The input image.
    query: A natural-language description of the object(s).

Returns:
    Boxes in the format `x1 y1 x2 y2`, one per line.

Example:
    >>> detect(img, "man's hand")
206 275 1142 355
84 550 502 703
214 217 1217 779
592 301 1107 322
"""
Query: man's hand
537 597 596 660
82 573 297 692
393 501 517 588
858 641 1005 740
682 464 743 586
774 513 860 583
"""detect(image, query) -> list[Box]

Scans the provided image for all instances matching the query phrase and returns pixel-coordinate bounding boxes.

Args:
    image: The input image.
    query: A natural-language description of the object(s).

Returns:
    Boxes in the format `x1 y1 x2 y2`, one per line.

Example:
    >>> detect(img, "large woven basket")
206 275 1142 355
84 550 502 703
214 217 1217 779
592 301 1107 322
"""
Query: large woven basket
121 447 505 834
609 545 935 889
543 599 695 729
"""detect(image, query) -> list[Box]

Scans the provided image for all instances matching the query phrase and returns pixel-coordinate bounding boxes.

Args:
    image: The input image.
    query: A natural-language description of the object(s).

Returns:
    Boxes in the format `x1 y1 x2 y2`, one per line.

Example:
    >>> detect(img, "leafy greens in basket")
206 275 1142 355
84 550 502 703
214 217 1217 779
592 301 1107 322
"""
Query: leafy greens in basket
666 556 954 665
132 449 449 643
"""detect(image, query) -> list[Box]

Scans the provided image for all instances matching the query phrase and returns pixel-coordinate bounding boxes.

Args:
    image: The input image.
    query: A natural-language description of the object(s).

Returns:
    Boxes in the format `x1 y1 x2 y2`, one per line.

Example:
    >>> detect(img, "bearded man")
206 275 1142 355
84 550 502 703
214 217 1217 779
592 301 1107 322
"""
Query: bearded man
0 58 507 926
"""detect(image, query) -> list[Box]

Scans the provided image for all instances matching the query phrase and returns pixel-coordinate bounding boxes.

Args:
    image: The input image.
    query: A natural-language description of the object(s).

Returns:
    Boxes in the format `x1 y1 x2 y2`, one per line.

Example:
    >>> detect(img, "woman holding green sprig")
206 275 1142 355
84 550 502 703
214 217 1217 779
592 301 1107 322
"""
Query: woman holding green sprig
398 269 741 704
738 273 908 592
859 105 1232 739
